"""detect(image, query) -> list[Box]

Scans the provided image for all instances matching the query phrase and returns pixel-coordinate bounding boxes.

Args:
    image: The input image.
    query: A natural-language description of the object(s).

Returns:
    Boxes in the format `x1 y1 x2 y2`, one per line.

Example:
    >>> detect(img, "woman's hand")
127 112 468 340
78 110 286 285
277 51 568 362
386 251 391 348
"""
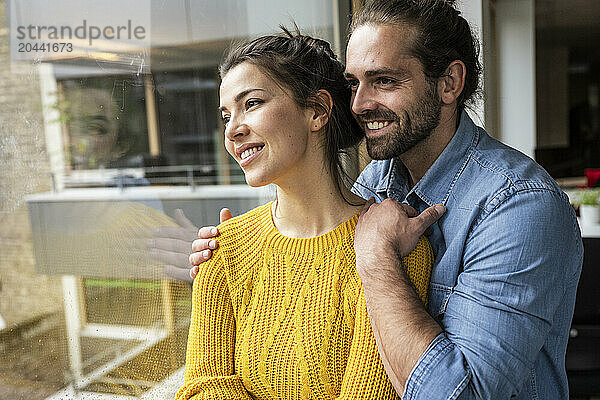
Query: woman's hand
189 208 233 279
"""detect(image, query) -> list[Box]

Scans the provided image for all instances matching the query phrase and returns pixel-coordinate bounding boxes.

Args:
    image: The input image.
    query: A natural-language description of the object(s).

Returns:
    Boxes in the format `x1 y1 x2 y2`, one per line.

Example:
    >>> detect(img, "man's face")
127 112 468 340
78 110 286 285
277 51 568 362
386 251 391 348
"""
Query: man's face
345 24 441 160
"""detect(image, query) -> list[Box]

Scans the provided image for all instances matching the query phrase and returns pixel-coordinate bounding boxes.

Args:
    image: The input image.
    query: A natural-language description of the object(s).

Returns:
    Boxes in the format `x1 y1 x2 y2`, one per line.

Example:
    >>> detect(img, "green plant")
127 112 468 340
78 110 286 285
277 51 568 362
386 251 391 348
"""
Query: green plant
579 189 600 206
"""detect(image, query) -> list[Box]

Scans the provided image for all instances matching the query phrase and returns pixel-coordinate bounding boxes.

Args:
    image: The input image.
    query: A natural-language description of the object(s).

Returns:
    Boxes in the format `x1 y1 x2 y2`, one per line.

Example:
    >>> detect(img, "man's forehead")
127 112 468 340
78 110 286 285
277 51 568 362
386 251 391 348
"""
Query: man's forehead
345 24 417 73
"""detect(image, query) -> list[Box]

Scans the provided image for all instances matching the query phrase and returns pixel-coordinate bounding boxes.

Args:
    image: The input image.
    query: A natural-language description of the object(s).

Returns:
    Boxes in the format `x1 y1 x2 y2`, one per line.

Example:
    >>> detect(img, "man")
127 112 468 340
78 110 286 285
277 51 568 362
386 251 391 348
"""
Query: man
169 0 583 398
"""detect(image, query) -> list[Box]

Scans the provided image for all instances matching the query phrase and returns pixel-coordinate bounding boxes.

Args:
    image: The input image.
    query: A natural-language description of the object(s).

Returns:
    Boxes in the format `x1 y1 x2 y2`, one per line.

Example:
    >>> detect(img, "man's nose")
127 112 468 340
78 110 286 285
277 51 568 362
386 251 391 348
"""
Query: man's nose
351 84 378 115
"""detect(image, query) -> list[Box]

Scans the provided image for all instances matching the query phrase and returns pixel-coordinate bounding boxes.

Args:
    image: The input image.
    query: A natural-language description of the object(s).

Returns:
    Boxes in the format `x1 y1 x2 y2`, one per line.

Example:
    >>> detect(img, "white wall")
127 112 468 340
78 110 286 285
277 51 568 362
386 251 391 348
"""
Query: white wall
495 0 536 158
457 0 486 127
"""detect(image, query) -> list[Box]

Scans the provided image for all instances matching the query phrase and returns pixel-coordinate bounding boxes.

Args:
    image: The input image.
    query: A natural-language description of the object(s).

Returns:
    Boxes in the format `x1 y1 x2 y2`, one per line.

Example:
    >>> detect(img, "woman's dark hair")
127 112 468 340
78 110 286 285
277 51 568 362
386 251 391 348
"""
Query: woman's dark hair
219 26 364 205
351 0 482 114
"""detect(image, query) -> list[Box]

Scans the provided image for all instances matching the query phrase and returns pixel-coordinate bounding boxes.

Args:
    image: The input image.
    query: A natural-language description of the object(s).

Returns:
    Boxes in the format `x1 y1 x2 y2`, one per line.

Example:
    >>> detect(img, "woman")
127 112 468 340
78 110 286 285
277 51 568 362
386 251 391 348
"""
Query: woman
176 29 433 400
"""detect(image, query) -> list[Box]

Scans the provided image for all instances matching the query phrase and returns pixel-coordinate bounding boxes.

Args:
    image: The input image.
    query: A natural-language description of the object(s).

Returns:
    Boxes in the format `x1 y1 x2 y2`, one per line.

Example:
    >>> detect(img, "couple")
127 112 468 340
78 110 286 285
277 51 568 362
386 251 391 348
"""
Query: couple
176 1 583 399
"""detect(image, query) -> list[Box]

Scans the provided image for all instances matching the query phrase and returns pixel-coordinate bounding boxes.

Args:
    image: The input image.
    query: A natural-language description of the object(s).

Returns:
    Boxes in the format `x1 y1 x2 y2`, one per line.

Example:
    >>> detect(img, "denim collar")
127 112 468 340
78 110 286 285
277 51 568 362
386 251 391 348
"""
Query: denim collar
385 111 480 207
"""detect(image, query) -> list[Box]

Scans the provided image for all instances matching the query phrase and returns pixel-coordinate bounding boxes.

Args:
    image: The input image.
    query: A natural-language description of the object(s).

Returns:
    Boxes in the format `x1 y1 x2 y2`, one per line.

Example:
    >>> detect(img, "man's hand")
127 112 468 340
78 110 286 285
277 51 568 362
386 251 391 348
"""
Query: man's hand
354 198 445 270
189 208 233 279
353 198 445 394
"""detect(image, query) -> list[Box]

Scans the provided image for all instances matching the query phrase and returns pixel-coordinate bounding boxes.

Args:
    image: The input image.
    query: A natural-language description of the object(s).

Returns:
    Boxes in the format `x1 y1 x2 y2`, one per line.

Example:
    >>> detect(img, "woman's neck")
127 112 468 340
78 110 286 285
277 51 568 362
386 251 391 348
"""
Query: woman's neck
271 169 364 239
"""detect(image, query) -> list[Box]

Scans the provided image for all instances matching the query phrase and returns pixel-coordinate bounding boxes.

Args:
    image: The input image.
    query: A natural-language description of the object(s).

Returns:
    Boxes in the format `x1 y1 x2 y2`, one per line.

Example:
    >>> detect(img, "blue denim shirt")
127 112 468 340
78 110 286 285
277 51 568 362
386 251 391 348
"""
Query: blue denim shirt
352 112 583 399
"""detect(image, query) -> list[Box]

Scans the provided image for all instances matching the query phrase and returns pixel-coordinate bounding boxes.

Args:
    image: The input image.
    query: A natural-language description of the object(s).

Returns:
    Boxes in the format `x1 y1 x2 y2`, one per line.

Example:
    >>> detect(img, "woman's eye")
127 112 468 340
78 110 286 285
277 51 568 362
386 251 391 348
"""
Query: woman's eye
245 98 262 110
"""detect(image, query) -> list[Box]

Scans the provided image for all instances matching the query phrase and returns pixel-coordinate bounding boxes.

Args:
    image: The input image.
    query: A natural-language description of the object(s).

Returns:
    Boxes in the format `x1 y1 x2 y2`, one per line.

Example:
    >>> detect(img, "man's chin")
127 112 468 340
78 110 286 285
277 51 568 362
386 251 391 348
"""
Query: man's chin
366 137 404 160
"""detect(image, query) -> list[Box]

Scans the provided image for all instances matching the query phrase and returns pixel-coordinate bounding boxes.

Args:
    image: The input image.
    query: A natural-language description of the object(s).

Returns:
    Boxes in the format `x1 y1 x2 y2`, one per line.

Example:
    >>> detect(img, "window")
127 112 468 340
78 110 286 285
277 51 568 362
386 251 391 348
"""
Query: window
1 1 346 398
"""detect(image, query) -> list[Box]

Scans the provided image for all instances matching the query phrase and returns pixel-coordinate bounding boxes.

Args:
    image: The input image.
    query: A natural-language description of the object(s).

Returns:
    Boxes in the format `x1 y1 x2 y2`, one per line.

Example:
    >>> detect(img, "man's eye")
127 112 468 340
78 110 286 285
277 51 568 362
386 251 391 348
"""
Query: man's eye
221 115 230 125
245 98 262 110
376 77 395 86
346 80 359 91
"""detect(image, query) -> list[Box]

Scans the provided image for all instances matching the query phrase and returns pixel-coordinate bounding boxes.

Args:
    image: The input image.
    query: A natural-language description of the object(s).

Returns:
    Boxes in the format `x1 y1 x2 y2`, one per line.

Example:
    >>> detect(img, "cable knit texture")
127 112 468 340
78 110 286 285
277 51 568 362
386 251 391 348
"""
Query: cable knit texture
176 202 433 400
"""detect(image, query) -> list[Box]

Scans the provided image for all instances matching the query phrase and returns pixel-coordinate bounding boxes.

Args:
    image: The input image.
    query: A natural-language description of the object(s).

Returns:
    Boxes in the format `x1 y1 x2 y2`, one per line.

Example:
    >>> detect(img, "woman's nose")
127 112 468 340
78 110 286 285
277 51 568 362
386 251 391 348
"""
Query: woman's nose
224 118 249 142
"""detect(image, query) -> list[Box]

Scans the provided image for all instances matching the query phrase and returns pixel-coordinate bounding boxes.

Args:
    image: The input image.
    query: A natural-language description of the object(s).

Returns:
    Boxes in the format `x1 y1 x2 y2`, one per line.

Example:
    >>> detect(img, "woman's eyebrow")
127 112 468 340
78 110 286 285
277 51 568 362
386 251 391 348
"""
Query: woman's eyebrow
219 88 265 112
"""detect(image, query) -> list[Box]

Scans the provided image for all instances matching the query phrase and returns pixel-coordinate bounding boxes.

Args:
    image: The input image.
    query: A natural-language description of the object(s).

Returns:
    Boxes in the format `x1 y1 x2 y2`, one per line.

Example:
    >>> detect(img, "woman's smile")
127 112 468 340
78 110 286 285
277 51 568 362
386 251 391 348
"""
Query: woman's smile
238 144 265 167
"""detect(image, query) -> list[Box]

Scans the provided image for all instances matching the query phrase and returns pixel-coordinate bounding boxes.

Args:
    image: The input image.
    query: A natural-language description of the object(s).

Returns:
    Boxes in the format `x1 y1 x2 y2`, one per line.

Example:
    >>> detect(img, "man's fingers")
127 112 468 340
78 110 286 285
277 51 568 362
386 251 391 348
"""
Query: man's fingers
359 197 376 217
164 265 193 283
191 238 218 252
415 204 446 234
220 208 233 223
198 226 219 239
174 209 197 230
400 203 419 217
190 265 199 280
189 249 212 266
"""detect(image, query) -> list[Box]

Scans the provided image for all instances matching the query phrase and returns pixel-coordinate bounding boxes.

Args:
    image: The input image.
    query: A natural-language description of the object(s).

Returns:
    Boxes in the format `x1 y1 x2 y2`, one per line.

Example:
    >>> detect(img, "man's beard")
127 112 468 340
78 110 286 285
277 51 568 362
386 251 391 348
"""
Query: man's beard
358 82 442 160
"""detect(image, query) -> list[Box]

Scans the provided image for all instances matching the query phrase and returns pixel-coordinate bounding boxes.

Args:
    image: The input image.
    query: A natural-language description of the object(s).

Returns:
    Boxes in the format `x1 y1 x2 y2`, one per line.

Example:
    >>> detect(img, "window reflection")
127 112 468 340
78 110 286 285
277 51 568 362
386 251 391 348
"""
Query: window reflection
2 0 341 398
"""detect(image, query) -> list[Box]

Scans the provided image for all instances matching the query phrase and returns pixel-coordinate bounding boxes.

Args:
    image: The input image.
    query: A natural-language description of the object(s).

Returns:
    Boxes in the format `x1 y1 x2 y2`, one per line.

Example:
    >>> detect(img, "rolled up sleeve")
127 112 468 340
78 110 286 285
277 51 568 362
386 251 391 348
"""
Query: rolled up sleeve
402 189 583 400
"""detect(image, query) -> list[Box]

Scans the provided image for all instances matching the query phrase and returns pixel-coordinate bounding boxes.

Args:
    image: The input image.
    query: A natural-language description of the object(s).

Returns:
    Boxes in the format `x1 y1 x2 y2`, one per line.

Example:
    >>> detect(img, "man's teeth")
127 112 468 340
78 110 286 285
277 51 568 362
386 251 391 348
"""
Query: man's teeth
366 121 390 130
241 146 263 160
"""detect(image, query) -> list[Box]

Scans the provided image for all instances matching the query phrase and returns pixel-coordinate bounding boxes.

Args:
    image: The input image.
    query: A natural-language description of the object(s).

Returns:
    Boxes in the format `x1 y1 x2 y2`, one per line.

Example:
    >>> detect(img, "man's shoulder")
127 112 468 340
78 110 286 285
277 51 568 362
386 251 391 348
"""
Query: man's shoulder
353 159 394 200
463 129 567 206
357 159 393 185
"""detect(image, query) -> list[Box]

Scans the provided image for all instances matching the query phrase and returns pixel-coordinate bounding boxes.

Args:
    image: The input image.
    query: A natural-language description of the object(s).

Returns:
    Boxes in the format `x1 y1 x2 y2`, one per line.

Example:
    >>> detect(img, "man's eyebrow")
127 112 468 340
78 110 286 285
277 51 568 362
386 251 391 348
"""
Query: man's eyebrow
343 68 406 80
218 88 265 112
364 68 405 77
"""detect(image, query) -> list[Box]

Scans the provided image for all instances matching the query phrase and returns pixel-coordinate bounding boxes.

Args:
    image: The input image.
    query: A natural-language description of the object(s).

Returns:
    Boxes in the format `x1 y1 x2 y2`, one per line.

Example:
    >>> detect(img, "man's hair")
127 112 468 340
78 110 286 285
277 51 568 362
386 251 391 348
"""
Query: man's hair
350 0 482 113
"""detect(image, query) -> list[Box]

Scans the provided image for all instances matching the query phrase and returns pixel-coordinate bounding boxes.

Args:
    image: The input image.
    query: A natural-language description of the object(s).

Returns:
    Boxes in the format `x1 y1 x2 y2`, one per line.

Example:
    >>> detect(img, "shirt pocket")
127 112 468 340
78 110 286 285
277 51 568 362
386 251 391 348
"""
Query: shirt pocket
429 283 453 320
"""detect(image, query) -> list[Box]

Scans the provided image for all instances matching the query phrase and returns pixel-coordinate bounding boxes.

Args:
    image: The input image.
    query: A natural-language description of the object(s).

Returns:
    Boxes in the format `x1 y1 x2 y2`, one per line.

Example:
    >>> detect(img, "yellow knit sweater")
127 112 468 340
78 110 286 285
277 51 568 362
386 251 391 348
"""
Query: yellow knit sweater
176 202 433 400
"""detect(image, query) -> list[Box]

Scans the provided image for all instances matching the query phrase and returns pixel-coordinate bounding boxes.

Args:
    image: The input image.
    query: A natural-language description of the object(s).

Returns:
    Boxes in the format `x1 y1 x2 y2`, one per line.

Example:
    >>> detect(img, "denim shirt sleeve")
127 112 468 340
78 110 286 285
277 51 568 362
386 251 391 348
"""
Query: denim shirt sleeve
402 188 583 400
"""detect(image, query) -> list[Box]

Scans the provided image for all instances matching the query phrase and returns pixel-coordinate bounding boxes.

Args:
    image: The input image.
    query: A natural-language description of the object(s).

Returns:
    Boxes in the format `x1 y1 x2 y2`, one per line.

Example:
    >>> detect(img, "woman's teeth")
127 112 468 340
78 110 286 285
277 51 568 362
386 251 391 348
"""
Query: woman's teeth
241 146 263 160
366 121 390 130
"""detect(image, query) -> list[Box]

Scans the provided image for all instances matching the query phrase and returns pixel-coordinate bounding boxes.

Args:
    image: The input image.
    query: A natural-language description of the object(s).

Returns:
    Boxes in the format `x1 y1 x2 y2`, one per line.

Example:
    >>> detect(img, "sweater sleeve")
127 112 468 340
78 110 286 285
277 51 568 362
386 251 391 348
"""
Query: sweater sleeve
337 237 433 399
175 249 252 400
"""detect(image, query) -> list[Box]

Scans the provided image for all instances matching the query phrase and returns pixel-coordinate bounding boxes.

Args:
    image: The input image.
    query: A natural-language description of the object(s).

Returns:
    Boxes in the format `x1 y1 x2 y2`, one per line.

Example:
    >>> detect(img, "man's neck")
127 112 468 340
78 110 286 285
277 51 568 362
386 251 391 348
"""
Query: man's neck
400 109 460 187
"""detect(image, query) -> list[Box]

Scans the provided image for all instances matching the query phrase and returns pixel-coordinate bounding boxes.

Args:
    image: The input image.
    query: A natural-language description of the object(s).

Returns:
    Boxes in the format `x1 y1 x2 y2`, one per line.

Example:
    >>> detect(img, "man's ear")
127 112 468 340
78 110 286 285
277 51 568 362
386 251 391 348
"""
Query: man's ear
439 60 466 106
310 89 334 132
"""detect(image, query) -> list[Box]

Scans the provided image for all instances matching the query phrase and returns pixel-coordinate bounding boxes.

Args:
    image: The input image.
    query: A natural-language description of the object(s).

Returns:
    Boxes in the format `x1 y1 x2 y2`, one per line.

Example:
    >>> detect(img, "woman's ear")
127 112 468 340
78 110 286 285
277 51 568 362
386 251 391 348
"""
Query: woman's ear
310 89 334 132
438 60 466 106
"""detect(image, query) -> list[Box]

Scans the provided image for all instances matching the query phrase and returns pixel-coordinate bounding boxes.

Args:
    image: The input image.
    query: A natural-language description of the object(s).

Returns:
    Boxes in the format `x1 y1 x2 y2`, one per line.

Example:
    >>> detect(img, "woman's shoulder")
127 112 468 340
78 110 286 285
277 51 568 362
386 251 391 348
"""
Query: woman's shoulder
216 202 273 247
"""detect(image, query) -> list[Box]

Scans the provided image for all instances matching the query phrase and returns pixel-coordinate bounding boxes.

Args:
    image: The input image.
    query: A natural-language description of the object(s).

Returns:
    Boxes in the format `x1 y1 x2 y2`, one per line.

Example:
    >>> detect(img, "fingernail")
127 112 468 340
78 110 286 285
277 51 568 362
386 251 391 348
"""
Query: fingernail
209 240 216 249
203 250 210 258
211 228 218 235
435 204 446 215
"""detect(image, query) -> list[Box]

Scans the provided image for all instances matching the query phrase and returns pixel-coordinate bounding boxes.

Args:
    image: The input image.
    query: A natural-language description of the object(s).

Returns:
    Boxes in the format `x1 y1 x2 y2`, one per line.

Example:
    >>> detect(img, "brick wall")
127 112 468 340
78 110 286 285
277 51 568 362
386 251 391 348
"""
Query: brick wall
0 0 63 328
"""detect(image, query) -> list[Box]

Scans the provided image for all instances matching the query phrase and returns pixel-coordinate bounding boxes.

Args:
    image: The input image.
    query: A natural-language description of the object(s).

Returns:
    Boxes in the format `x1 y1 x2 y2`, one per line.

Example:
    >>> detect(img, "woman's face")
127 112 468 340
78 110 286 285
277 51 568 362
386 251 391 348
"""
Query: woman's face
219 62 316 187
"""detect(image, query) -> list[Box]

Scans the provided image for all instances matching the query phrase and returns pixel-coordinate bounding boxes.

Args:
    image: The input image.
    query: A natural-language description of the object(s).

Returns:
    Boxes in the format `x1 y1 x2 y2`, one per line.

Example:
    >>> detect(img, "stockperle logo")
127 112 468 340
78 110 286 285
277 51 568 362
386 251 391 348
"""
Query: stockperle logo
9 0 151 73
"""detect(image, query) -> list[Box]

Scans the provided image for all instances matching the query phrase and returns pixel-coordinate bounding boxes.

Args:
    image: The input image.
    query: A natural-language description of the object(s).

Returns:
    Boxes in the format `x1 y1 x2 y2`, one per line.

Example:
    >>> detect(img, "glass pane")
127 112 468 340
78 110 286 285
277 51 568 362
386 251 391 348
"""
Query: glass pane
1 0 340 398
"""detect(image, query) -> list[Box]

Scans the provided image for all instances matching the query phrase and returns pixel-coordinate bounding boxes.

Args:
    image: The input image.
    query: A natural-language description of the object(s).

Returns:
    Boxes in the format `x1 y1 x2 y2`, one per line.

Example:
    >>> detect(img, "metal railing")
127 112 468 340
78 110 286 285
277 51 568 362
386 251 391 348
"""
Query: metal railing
51 163 246 192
